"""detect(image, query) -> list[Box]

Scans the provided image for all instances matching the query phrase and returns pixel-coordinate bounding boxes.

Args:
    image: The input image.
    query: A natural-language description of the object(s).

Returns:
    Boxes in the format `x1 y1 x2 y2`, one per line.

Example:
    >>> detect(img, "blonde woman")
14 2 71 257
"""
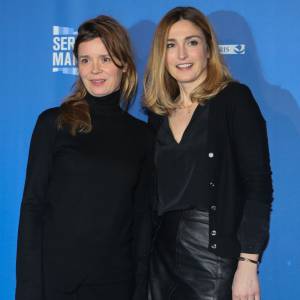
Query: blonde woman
144 7 273 300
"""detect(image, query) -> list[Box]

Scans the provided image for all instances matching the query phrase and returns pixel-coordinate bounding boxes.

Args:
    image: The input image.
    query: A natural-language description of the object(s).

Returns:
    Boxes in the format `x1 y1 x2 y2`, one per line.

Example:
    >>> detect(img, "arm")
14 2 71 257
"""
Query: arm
16 109 57 300
230 84 273 299
230 84 273 253
132 129 155 300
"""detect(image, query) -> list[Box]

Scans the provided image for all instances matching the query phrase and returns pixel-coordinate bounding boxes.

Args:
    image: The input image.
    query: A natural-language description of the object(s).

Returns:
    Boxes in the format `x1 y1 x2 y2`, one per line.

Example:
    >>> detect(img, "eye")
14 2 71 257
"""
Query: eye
103 56 112 63
166 42 175 49
188 39 199 46
79 58 89 64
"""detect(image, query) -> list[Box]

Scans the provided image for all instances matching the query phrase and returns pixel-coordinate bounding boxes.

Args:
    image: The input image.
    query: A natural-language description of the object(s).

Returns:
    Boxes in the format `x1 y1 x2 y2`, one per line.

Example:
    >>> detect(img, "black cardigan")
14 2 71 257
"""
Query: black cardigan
149 82 273 258
16 91 154 300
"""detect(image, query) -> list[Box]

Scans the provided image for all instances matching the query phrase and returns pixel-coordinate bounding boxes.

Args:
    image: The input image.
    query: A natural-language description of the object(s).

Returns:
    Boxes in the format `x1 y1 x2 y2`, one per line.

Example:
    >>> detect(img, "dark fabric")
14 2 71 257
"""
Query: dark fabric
148 82 273 257
44 280 133 300
16 90 154 300
149 209 237 300
155 102 209 214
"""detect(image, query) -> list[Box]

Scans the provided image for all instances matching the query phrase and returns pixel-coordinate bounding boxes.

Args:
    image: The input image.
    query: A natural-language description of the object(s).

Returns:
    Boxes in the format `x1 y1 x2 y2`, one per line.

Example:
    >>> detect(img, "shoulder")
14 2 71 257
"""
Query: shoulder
218 81 256 106
147 110 164 133
28 107 60 145
122 112 154 140
123 111 146 125
123 111 147 130
216 82 266 127
35 107 60 131
213 81 261 114
37 107 60 122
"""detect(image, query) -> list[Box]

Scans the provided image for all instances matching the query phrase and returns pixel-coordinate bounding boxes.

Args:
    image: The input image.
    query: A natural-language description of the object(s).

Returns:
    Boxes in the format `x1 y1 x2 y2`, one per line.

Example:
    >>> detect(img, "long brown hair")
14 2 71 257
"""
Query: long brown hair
143 7 232 115
57 15 137 135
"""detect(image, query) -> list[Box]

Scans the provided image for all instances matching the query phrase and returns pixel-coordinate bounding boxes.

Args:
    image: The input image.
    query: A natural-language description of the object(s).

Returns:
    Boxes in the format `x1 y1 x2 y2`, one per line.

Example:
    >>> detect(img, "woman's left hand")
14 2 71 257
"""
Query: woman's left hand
232 258 260 300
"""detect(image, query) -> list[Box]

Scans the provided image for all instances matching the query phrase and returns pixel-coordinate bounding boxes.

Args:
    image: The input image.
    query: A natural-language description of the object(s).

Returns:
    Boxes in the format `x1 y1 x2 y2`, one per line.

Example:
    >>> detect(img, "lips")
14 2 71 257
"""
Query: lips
90 79 106 86
176 63 193 69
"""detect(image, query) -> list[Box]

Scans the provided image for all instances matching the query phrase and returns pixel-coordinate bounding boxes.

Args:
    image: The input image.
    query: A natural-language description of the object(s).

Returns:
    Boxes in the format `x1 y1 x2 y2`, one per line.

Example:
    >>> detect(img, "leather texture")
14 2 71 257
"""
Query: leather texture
149 210 237 300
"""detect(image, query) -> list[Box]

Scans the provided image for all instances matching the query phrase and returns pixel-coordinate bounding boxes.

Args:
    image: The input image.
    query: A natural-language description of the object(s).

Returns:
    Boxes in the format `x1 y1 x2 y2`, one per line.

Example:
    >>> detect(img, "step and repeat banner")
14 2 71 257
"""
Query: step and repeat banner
1 0 299 299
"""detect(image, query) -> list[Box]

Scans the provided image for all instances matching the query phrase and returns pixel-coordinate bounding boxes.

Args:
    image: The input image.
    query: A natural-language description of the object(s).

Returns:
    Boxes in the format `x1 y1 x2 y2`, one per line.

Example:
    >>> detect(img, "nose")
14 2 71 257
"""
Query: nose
178 44 187 60
91 61 102 74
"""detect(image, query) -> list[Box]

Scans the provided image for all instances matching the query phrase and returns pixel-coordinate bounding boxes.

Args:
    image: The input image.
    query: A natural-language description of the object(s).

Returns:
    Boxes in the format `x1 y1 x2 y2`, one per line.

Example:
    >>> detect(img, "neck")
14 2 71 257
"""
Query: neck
85 90 122 115
178 87 193 106
177 70 207 104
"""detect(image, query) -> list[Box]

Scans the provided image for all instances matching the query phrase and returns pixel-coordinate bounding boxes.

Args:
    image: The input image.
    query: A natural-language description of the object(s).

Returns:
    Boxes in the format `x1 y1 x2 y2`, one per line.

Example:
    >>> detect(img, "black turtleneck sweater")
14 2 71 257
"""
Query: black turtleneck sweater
16 91 154 300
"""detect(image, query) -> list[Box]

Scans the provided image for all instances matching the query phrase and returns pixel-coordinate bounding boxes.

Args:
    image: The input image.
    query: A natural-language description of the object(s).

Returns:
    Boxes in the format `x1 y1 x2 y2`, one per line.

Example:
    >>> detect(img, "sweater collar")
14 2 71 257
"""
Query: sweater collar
86 90 121 115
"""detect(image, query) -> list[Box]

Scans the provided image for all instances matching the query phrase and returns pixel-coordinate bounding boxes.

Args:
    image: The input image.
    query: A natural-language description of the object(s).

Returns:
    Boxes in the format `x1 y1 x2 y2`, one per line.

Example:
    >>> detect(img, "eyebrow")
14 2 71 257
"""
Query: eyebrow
78 54 110 58
167 35 203 41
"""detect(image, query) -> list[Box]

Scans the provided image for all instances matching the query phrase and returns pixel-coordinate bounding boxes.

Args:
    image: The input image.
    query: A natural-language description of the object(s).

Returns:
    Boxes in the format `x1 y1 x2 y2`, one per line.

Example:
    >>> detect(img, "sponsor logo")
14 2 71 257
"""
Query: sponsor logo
219 44 246 55
52 26 78 75
52 25 245 75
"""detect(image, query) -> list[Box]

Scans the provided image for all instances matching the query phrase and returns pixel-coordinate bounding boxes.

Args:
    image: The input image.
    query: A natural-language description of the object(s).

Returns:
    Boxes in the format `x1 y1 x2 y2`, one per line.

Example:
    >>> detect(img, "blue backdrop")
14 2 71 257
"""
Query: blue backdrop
1 1 300 299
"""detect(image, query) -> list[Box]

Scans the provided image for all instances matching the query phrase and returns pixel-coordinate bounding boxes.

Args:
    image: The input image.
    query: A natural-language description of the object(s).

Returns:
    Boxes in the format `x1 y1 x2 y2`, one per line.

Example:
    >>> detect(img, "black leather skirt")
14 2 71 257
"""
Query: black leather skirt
149 209 237 300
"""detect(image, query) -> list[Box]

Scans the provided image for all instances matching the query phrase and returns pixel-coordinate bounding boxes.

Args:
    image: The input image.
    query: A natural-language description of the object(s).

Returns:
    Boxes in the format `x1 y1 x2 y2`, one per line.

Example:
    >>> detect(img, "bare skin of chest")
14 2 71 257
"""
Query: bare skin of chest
168 103 198 144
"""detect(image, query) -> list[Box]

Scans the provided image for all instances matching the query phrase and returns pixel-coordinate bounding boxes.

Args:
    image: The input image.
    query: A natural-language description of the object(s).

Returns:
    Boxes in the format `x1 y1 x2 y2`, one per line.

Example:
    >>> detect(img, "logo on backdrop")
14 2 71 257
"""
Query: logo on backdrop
52 26 245 75
219 44 246 55
52 26 78 75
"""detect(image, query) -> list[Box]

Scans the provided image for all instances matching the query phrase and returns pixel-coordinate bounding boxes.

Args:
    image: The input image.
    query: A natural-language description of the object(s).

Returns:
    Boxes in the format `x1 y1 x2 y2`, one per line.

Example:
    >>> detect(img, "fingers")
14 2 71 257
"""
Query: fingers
232 292 260 300
232 283 260 300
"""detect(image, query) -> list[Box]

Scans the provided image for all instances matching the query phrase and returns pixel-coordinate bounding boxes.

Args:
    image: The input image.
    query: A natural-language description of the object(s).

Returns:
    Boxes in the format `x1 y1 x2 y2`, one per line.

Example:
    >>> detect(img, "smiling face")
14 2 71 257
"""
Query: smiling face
165 19 210 93
77 37 123 97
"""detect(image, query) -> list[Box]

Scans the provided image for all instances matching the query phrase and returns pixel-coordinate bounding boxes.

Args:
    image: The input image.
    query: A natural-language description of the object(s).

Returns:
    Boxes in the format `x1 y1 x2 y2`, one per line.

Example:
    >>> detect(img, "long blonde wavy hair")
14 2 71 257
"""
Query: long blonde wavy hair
143 6 232 115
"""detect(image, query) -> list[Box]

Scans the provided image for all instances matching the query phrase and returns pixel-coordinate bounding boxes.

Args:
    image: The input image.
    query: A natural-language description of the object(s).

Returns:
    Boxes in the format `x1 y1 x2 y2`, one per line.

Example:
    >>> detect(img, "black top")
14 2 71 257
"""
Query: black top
16 90 154 300
149 82 273 258
155 103 209 214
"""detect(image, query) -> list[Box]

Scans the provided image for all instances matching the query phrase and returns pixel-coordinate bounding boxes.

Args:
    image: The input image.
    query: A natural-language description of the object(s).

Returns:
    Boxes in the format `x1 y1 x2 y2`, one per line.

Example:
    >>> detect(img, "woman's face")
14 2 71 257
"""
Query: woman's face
77 37 123 97
165 19 209 92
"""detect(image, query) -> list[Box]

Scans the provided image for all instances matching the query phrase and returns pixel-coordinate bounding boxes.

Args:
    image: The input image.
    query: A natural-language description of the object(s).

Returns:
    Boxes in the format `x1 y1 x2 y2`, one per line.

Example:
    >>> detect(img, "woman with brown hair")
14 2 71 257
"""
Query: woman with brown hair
144 7 273 300
16 15 153 300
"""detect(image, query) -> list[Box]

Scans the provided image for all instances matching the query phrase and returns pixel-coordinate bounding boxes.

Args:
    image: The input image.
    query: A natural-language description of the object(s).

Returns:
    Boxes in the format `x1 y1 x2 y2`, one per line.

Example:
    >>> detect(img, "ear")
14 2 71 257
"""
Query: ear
122 63 128 73
206 44 210 59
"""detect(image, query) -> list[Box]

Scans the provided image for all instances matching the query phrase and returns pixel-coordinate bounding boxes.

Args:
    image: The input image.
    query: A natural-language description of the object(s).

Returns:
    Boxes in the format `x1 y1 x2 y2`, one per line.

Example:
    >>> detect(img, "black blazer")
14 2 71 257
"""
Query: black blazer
149 82 273 258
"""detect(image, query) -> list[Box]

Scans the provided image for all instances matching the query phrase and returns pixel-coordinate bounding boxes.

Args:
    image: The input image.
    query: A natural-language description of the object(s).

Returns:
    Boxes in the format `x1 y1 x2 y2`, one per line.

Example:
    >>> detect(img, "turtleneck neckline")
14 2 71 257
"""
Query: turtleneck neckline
86 90 122 115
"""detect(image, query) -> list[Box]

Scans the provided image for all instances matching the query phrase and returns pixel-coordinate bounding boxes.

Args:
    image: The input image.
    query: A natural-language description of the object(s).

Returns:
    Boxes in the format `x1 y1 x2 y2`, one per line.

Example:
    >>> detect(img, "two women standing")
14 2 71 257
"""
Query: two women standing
16 6 273 300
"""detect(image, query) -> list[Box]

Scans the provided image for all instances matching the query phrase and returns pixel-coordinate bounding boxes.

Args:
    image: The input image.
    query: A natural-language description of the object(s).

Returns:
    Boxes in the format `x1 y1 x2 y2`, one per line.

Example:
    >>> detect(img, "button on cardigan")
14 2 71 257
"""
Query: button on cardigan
148 82 273 258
